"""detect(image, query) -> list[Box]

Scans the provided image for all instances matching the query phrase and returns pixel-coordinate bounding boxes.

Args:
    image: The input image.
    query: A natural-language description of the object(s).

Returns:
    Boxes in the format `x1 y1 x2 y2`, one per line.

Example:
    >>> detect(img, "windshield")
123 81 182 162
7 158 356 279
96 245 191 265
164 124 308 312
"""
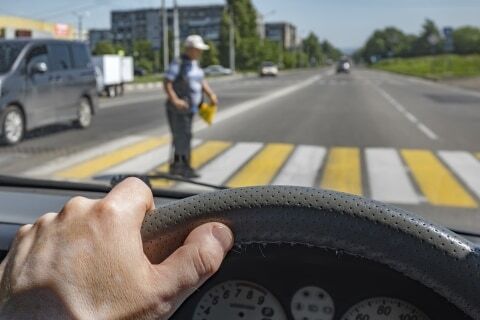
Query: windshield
0 42 26 74
1 1 480 235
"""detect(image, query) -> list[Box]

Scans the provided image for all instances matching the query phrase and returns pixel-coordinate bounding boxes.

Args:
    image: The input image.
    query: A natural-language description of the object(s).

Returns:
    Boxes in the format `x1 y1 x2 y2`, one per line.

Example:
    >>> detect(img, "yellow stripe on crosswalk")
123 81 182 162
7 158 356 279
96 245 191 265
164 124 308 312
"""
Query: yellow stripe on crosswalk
56 137 169 179
320 147 362 195
150 141 232 188
401 150 477 208
227 143 294 188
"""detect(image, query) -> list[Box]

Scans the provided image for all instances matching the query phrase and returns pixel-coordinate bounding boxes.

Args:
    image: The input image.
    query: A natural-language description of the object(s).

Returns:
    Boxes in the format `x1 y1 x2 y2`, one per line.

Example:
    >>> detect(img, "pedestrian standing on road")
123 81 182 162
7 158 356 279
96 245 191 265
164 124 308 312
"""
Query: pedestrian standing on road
164 35 218 178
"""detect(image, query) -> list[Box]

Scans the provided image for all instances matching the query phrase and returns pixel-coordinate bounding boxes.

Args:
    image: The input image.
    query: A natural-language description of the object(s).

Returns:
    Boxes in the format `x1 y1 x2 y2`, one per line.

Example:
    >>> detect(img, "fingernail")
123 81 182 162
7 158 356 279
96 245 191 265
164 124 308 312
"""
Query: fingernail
212 224 234 251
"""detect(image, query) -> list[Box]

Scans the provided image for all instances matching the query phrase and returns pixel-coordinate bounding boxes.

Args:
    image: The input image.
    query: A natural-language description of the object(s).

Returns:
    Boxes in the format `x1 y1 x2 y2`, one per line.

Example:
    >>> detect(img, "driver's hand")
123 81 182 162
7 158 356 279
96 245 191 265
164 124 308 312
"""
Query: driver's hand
0 177 233 319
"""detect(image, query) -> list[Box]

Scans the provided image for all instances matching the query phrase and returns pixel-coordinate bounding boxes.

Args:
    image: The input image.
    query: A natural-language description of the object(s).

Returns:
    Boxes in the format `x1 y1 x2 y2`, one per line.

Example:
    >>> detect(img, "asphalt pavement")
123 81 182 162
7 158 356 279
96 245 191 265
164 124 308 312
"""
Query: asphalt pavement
1 67 480 233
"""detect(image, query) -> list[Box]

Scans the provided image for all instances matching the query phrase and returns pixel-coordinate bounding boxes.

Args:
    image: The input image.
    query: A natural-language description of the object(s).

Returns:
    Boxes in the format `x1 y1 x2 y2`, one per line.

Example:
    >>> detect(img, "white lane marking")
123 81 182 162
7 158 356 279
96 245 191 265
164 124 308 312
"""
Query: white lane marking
24 135 150 177
193 74 322 133
438 151 480 199
273 145 326 187
417 123 438 140
198 142 263 182
369 83 439 140
175 142 263 191
102 139 203 175
405 112 418 123
366 148 420 204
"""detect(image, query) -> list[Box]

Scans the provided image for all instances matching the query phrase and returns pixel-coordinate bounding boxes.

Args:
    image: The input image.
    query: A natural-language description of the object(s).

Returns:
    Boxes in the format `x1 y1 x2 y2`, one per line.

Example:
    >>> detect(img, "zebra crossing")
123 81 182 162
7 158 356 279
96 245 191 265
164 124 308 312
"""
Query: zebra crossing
25 135 480 209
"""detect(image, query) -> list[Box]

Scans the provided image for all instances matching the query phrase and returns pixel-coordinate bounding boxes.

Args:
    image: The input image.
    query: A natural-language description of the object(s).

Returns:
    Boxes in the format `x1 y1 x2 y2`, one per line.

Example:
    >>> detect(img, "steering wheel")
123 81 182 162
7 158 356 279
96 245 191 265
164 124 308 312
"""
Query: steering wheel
141 186 480 319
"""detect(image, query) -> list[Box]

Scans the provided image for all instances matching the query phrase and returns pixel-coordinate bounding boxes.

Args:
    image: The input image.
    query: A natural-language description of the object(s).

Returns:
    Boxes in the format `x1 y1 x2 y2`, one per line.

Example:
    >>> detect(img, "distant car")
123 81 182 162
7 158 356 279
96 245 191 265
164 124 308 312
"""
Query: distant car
337 59 351 73
0 39 98 145
134 67 147 77
204 65 232 77
259 61 279 77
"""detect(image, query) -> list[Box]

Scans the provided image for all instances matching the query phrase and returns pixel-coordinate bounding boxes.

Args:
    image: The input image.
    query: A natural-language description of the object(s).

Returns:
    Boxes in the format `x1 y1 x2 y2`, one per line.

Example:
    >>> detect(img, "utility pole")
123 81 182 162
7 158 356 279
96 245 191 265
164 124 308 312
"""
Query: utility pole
162 0 169 71
229 5 235 73
173 0 180 59
73 11 89 41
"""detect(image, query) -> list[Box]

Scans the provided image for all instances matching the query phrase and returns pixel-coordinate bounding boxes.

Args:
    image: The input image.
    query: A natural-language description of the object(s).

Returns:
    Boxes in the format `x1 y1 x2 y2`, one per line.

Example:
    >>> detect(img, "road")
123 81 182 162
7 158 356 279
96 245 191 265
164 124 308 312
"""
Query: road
1 68 480 233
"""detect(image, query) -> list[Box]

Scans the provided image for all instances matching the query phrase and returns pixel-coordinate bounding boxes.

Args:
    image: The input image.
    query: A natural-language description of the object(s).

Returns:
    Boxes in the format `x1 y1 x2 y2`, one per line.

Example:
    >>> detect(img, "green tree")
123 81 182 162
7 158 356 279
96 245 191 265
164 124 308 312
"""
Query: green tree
321 40 342 61
92 41 116 55
412 19 443 55
227 0 259 39
133 40 154 61
453 26 480 54
132 40 155 74
219 0 261 69
282 51 297 69
201 41 220 67
302 32 324 66
259 40 281 65
361 27 414 63
137 58 153 73
295 51 309 68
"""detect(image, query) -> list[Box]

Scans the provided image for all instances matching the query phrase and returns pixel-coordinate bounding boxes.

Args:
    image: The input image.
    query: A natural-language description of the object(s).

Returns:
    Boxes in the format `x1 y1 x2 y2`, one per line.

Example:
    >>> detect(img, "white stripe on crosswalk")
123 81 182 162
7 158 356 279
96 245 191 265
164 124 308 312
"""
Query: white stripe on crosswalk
273 145 326 186
103 139 202 175
438 151 480 199
366 148 420 204
191 142 263 185
24 135 150 177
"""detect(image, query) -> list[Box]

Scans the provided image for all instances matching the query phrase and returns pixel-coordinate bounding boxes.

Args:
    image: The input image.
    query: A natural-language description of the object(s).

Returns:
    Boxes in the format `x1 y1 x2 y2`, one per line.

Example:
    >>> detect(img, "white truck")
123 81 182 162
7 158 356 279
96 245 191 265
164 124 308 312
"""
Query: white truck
92 55 134 98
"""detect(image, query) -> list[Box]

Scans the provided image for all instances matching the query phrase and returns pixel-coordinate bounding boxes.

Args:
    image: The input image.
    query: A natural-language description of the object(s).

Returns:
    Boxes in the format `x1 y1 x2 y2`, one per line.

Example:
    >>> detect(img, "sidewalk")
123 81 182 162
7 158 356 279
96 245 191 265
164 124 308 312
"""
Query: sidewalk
441 76 480 92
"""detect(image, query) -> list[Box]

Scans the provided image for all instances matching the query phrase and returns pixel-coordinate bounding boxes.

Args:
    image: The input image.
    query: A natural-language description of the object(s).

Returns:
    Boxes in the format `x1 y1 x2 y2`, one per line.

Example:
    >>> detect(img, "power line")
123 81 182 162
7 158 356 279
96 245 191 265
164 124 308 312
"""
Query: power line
36 1 112 20
30 1 96 18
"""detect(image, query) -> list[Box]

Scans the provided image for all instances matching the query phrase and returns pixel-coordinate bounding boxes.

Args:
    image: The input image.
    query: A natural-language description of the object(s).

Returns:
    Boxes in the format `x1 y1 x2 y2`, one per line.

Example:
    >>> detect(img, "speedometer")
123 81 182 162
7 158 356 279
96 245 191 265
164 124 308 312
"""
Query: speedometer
341 297 430 320
193 280 287 320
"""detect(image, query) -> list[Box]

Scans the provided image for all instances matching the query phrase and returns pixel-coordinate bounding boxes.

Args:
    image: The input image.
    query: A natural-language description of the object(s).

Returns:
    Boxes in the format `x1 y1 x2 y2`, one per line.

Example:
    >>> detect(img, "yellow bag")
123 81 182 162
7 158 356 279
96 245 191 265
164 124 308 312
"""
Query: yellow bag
199 102 218 125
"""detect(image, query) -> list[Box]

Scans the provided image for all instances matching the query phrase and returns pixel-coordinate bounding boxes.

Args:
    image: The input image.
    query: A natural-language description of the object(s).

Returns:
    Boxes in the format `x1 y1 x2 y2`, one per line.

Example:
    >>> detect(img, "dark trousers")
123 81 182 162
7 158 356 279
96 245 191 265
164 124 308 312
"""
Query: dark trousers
166 103 194 161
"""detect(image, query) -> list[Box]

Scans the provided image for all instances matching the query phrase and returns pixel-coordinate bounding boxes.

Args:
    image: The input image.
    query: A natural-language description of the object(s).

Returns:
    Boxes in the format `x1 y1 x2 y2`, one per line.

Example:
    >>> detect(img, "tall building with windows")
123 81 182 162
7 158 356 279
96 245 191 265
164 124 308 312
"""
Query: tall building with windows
88 29 113 49
265 22 297 49
109 5 225 51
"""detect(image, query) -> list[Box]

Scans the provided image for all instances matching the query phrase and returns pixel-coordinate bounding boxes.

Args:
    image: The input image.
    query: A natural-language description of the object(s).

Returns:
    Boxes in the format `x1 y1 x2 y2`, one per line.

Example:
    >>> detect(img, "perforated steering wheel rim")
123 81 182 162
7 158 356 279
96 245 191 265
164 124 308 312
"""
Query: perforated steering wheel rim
141 186 480 319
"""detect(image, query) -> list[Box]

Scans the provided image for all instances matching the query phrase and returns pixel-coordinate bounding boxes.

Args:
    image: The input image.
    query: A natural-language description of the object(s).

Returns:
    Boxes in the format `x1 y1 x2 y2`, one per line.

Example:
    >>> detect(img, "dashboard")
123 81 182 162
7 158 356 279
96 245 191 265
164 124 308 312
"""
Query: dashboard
0 179 476 319
171 244 469 320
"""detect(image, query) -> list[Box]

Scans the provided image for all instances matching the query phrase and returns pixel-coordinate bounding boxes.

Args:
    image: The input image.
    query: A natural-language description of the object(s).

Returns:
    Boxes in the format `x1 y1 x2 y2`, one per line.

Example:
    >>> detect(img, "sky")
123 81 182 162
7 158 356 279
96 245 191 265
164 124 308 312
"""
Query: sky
1 0 480 49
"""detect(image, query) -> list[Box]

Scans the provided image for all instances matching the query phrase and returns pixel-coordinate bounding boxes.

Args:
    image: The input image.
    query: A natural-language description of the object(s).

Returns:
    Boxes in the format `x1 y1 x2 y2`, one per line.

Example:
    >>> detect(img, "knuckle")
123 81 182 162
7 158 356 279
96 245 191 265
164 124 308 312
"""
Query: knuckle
153 299 174 319
123 176 144 186
16 224 33 238
95 199 121 217
124 176 151 193
192 246 220 278
34 212 57 228
62 196 89 214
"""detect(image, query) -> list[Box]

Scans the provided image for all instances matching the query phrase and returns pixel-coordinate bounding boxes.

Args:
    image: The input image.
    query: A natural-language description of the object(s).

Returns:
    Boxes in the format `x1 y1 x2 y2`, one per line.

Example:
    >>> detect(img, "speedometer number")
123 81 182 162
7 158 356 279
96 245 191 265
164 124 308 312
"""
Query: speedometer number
193 280 287 320
341 297 430 320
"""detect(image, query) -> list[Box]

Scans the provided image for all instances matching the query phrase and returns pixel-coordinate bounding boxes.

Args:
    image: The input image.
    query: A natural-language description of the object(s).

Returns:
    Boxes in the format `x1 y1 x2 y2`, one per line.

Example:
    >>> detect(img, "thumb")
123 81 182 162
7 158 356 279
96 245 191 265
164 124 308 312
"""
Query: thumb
153 223 233 312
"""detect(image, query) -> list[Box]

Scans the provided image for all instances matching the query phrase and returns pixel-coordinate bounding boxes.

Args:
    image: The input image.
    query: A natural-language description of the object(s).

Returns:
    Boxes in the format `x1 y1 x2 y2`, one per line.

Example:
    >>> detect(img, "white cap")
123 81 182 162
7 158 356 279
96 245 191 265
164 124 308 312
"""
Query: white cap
184 35 210 50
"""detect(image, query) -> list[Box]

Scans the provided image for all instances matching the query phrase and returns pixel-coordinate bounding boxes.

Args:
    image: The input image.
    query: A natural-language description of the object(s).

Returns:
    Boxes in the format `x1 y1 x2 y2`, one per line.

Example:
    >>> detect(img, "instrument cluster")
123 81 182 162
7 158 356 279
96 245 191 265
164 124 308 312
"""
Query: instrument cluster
171 244 469 320
192 280 429 320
